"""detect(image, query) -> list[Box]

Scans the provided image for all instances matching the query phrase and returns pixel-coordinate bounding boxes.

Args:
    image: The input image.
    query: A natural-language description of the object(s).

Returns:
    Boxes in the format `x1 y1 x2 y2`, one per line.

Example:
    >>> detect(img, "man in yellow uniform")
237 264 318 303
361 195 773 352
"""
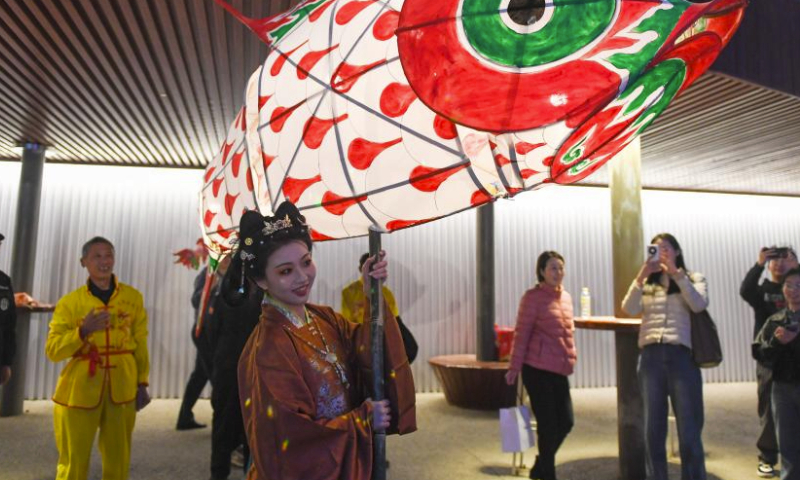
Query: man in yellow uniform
341 253 417 364
46 237 150 480
341 253 400 324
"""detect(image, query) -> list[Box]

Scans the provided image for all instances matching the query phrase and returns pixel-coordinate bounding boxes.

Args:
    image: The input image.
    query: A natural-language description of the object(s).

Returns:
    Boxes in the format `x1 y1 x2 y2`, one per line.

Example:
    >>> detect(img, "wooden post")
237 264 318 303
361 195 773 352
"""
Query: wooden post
476 203 496 361
609 138 646 480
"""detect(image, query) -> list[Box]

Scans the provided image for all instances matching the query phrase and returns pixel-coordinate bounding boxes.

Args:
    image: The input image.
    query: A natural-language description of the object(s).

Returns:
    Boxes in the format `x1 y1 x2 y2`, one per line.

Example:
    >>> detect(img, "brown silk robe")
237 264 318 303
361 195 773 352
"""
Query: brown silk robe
238 302 416 480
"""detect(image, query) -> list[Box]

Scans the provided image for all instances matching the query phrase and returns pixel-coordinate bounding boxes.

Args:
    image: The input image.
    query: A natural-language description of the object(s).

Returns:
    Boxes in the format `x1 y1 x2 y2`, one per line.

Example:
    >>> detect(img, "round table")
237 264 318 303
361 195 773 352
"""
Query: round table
428 354 518 410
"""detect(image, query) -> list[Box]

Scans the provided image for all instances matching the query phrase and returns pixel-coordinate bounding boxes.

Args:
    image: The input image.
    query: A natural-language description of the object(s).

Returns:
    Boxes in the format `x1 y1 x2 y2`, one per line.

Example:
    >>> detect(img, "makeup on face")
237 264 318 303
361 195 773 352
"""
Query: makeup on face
262 241 317 311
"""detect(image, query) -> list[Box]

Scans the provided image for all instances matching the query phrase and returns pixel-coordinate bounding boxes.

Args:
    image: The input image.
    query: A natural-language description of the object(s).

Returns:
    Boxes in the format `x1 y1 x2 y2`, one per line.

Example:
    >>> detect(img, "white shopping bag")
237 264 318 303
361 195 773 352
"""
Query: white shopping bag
499 405 535 452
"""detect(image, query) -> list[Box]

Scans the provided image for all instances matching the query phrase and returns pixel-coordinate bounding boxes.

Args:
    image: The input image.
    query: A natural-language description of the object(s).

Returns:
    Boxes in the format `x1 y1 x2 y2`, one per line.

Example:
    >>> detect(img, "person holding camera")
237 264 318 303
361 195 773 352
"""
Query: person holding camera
741 246 798 478
622 233 709 480
753 267 800 480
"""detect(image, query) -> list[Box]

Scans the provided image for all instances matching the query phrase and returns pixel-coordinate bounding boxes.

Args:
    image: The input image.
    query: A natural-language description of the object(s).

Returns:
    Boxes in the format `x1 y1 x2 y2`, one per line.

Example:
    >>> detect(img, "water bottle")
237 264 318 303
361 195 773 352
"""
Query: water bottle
580 287 592 318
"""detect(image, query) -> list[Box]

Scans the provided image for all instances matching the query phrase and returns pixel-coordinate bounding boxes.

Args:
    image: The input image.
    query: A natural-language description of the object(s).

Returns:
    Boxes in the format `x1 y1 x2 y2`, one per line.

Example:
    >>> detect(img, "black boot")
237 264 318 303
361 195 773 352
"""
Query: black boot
176 411 206 430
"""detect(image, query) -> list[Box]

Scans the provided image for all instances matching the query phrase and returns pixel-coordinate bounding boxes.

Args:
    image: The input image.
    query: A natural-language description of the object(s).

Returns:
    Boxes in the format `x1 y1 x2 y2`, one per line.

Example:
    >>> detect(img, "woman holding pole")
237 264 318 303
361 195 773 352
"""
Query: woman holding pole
223 201 415 480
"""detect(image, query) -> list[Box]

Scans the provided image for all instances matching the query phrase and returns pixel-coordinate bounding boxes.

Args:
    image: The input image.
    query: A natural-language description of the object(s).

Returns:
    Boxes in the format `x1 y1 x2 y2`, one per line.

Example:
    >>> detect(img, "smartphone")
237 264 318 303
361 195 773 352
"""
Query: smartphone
646 244 659 263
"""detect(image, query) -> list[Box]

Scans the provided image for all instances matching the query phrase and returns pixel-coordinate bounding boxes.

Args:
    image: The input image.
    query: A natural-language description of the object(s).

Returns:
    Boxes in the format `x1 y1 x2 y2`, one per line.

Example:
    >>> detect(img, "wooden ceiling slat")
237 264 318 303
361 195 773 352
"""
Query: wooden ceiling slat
190 0 227 156
646 103 800 155
646 87 800 150
228 0 246 115
113 0 197 167
0 41 137 163
658 126 800 163
167 1 219 165
150 0 216 166
129 0 204 167
208 1 240 139
20 0 155 165
49 0 164 166
0 1 146 164
1 2 799 197
97 0 193 166
71 0 181 166
647 89 765 138
0 79 105 162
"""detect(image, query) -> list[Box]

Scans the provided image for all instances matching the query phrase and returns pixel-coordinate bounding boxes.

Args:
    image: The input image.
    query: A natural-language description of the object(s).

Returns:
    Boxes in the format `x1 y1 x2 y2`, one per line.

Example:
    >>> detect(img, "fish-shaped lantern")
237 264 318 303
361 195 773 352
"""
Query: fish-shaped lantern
201 0 746 252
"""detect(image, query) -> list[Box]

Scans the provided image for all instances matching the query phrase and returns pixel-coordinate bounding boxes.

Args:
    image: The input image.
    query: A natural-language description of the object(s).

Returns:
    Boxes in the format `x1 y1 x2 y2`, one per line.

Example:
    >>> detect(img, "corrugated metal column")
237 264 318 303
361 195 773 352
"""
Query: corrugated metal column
476 203 496 361
1 143 46 417
609 138 646 479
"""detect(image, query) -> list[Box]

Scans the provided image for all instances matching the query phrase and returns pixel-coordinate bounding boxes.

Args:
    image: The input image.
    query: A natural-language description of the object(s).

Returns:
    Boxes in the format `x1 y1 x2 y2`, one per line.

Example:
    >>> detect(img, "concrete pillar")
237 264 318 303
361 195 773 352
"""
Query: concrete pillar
476 203 496 362
609 138 646 479
0 143 46 417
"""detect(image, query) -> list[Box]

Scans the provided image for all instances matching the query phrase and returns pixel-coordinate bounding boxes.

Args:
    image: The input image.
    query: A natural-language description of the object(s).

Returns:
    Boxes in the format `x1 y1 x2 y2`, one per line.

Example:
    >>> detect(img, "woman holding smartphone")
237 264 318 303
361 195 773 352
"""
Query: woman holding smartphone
622 233 709 480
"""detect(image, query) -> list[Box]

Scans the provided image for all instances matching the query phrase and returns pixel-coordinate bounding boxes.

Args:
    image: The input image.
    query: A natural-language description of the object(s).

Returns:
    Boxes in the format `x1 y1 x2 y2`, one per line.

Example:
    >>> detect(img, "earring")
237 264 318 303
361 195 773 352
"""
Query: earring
238 264 246 294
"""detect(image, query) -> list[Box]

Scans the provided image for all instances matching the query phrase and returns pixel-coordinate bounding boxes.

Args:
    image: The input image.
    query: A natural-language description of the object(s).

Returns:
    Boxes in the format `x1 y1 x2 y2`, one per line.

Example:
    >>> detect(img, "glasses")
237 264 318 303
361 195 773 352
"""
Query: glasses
784 283 800 291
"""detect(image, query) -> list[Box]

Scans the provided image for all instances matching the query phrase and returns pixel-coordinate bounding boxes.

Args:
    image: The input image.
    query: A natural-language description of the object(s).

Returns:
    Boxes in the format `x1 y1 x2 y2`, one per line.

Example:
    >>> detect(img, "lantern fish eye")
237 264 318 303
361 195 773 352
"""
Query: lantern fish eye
459 0 617 70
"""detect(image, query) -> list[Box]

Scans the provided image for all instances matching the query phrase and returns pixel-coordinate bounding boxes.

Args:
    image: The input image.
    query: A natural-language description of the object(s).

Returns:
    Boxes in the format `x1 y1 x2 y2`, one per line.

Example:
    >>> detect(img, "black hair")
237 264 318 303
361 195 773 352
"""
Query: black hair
81 236 115 258
221 202 312 305
645 233 686 293
536 251 565 283
358 252 370 271
782 267 800 284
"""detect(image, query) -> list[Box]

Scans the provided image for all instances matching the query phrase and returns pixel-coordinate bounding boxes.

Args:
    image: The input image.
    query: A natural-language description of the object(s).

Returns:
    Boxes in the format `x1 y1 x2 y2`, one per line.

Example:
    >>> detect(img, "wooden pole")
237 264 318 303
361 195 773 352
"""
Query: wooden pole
368 228 386 480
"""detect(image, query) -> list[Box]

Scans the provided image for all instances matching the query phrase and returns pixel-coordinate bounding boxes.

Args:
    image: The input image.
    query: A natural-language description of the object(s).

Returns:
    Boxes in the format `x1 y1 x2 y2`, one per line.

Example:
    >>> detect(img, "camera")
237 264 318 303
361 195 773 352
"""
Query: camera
768 247 790 259
647 244 659 262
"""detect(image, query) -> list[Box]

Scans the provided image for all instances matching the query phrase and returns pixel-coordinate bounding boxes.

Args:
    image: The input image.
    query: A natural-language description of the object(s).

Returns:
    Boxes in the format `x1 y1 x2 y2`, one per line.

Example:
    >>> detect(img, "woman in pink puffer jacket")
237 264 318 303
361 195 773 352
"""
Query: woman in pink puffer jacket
505 251 576 480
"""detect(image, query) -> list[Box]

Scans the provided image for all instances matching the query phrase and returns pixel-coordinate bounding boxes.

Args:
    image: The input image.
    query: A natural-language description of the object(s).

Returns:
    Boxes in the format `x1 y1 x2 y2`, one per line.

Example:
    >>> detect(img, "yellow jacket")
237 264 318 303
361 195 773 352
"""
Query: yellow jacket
340 279 399 324
46 279 149 408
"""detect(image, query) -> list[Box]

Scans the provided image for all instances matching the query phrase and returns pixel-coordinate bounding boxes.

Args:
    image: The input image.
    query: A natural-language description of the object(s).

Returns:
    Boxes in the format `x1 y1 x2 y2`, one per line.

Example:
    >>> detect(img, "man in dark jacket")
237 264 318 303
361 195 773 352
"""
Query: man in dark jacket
208 278 261 480
0 232 16 386
176 267 212 430
741 246 798 477
753 268 800 480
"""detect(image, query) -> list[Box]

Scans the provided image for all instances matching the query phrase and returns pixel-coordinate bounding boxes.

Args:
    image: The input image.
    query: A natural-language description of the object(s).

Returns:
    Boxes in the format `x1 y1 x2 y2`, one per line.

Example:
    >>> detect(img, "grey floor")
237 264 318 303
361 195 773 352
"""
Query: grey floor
0 383 766 480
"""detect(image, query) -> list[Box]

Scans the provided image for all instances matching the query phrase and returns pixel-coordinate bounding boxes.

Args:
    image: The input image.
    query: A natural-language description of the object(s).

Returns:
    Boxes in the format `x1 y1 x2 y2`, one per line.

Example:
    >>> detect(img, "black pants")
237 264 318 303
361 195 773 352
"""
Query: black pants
522 365 574 480
178 351 209 424
210 366 248 479
757 363 779 465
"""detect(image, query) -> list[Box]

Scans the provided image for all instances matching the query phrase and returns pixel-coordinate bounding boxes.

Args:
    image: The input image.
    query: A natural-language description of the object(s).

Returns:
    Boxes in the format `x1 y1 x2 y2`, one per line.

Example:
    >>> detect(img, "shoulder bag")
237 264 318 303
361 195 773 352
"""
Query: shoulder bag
690 309 723 368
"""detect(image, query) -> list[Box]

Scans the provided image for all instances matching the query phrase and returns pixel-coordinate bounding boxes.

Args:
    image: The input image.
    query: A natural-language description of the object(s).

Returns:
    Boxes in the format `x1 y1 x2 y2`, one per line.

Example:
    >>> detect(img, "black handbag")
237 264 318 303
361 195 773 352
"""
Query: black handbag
395 316 418 364
690 309 723 368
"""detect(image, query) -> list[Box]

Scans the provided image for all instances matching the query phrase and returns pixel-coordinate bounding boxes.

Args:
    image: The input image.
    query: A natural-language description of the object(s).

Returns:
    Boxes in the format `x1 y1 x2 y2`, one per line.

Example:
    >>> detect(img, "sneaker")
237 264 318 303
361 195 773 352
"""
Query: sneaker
231 446 245 468
758 462 776 478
